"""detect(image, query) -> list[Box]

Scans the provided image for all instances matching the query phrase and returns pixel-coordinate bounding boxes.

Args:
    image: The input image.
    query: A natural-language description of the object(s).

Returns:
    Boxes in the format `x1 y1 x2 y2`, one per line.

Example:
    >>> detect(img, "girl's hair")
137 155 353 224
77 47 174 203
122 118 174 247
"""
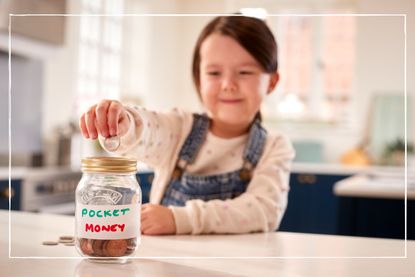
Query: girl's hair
192 15 278 94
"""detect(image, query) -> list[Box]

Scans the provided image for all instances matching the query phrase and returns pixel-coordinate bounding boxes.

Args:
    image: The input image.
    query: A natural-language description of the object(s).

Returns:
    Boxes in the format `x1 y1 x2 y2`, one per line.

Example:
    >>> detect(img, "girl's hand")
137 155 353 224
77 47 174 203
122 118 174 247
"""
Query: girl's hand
141 204 176 235
79 99 130 139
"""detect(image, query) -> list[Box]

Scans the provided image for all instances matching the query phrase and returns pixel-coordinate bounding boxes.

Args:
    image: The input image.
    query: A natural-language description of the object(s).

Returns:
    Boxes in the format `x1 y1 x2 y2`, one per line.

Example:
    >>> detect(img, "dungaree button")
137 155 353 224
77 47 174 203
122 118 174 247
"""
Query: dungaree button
171 167 183 180
239 169 251 181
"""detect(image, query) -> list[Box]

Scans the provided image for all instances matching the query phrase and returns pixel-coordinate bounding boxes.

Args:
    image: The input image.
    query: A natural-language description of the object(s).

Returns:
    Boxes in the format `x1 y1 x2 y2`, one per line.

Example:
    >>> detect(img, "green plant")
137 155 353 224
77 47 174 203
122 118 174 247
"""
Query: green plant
384 138 413 153
381 138 413 166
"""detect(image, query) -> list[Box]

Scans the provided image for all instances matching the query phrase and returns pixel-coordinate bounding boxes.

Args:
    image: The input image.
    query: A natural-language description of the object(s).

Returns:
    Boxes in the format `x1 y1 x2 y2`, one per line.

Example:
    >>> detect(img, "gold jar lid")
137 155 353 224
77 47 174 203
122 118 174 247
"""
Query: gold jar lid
81 157 137 173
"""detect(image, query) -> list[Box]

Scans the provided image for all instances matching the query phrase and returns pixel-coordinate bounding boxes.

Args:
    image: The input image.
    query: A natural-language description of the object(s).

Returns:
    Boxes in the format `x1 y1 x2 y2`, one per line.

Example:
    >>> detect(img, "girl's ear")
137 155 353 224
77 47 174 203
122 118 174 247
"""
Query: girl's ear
267 72 280 95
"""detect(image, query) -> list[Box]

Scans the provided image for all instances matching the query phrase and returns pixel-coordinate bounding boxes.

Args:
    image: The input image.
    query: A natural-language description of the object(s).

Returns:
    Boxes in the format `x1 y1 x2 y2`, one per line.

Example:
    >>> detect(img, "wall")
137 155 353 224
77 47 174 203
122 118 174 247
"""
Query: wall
41 0 81 165
164 0 413 162
356 0 415 159
0 52 42 159
354 15 406 161
120 0 202 112
39 0 413 165
174 0 413 163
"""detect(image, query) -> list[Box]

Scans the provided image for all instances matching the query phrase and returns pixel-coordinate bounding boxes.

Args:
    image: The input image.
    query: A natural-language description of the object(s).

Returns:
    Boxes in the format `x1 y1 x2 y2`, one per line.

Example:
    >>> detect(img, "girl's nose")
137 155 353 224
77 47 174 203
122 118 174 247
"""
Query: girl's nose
222 74 237 92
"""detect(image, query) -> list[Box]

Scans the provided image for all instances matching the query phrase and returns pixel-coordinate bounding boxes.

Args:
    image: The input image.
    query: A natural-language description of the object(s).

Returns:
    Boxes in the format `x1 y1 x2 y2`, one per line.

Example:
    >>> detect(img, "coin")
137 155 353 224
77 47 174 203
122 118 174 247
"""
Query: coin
42 241 58 246
126 238 137 253
77 238 134 257
59 235 74 241
63 242 75 246
102 240 110 257
105 239 127 257
104 136 120 152
127 238 137 248
59 238 74 243
79 238 94 256
92 239 105 257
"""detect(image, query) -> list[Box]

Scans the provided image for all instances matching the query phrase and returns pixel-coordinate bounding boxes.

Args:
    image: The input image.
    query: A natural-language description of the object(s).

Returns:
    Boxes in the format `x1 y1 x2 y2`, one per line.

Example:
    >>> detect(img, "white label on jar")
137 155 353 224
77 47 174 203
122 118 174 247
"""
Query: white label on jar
76 204 140 240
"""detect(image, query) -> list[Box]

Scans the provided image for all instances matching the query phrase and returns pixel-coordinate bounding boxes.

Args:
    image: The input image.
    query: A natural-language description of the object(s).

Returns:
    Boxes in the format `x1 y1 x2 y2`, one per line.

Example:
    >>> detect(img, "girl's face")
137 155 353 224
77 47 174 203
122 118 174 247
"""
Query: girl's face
199 33 279 131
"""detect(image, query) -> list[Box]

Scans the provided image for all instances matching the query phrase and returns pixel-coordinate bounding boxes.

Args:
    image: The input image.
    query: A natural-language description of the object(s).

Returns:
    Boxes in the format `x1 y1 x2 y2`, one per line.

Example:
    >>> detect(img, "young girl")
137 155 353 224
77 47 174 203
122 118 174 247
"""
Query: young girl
79 15 295 235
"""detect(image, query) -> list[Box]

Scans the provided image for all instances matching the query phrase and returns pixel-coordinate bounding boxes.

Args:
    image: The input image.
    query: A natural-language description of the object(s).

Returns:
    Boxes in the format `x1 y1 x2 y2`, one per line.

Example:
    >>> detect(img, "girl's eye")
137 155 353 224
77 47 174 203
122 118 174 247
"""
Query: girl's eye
239 71 253 75
207 71 220 76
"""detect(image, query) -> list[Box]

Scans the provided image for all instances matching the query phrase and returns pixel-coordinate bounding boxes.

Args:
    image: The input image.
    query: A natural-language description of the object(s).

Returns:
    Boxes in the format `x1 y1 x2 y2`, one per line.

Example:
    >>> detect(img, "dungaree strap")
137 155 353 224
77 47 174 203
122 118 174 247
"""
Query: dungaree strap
177 114 210 164
243 119 267 166
238 119 267 181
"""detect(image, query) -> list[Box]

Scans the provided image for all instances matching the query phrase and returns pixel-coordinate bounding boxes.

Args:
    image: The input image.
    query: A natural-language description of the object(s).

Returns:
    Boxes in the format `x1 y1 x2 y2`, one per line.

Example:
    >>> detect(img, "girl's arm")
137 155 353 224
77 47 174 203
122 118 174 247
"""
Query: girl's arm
169 134 295 234
100 106 192 170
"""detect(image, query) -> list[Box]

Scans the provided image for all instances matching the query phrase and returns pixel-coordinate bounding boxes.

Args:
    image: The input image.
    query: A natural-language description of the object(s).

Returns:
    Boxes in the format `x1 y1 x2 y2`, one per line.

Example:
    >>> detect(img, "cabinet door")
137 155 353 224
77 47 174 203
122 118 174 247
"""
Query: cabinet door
338 197 414 239
136 173 154 204
279 173 350 235
0 179 21 210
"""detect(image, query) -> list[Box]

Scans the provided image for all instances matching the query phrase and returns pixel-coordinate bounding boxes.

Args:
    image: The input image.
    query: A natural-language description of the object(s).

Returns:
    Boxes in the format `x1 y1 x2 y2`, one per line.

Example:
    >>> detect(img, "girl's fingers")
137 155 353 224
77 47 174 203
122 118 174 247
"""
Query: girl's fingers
95 100 111 138
141 210 150 221
141 204 155 221
118 112 131 137
141 220 151 232
142 226 158 236
85 105 98 139
107 101 123 137
141 221 153 234
79 114 89 138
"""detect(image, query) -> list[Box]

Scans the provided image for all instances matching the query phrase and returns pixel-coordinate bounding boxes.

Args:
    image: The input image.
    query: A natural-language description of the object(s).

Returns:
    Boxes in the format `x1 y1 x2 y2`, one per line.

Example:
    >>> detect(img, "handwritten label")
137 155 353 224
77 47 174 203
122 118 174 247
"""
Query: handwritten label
76 204 140 239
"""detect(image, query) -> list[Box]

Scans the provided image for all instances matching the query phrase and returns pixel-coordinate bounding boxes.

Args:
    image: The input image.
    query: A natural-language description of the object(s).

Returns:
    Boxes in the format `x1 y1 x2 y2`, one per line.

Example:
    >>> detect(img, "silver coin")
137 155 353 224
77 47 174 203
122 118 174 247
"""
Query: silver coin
59 235 74 240
104 136 120 151
59 238 74 243
42 241 58 246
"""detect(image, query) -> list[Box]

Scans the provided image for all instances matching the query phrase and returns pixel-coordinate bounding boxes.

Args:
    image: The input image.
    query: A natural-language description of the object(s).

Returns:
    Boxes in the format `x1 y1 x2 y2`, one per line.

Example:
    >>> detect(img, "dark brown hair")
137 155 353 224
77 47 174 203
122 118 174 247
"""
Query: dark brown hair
192 15 278 94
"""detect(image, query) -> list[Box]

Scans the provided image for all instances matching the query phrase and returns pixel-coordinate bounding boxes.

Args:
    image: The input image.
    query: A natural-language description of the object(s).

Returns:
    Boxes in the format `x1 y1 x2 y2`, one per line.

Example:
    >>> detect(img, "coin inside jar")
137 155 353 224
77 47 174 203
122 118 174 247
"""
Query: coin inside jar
103 136 120 152
105 239 128 257
92 240 105 257
79 238 94 256
77 237 135 257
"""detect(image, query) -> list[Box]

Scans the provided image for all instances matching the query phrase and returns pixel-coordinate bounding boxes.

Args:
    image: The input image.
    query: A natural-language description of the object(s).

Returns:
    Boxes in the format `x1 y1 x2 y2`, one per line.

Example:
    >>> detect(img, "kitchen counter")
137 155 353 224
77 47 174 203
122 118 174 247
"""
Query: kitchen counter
0 166 80 180
334 172 415 200
291 162 406 175
1 211 414 276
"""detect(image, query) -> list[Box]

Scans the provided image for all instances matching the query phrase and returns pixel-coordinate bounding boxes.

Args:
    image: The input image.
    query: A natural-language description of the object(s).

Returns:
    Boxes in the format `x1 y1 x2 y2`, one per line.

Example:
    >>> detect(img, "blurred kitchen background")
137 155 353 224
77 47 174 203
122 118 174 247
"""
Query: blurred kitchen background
0 0 414 239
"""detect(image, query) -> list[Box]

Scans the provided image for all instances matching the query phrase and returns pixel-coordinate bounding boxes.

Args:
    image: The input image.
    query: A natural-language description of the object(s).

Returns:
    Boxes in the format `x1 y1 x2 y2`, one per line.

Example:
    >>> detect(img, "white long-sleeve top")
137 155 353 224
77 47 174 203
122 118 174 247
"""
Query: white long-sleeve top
102 106 295 235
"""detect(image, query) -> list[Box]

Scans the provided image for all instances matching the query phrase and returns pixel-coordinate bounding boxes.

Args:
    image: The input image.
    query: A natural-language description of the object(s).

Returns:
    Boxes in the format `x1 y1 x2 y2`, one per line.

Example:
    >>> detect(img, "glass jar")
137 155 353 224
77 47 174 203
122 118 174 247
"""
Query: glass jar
75 157 141 263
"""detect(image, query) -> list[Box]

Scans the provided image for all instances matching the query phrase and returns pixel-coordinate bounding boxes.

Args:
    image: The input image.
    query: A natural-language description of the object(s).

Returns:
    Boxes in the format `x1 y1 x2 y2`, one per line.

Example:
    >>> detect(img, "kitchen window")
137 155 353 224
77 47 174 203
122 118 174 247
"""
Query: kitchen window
264 14 356 126
74 0 124 115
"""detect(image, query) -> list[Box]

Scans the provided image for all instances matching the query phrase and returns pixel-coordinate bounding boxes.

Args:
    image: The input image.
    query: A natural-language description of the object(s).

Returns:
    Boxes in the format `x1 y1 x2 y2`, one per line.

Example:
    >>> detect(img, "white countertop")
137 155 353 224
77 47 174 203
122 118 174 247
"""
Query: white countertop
291 162 407 175
334 172 415 200
0 166 80 180
1 211 414 276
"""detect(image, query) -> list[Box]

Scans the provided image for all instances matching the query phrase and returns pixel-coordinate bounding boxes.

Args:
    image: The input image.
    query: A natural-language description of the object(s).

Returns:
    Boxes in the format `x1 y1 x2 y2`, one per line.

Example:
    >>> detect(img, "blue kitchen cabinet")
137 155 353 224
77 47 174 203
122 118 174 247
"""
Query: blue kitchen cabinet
337 196 415 239
0 179 22 210
136 172 154 204
279 173 350 235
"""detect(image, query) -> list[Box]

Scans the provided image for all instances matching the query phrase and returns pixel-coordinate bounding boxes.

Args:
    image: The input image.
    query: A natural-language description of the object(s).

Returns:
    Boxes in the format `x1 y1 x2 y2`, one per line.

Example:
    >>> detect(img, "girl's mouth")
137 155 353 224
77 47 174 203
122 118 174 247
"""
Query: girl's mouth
219 99 243 104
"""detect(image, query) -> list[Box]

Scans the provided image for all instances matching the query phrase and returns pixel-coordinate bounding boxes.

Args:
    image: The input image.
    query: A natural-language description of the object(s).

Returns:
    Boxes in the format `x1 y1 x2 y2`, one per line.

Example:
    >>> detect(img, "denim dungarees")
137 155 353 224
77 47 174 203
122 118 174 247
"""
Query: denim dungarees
161 114 267 207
